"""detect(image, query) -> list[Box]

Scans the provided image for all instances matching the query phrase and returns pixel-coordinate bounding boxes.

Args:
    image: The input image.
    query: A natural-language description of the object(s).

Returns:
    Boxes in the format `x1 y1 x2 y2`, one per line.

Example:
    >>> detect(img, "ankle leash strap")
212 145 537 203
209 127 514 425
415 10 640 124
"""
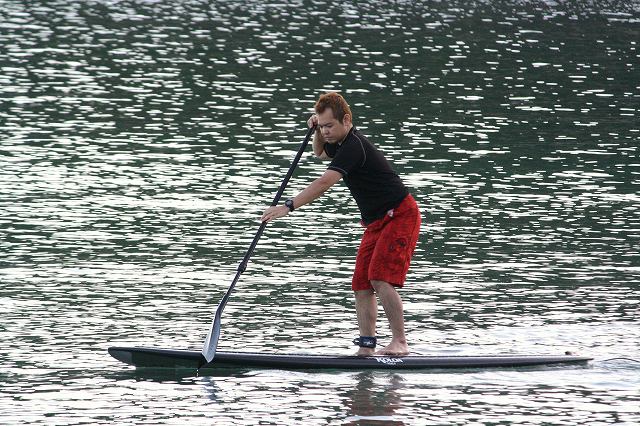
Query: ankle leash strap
353 336 377 348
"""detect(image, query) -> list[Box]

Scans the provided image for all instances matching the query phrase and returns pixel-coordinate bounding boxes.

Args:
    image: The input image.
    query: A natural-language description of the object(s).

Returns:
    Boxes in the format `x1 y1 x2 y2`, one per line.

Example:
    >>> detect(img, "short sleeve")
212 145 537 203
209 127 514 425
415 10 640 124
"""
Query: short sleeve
327 138 365 176
324 142 337 158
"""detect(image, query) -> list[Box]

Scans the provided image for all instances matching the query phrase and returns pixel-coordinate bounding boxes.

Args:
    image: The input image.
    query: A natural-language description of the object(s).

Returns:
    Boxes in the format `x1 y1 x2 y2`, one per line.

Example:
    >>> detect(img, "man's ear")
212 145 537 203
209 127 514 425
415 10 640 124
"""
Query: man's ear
342 113 352 126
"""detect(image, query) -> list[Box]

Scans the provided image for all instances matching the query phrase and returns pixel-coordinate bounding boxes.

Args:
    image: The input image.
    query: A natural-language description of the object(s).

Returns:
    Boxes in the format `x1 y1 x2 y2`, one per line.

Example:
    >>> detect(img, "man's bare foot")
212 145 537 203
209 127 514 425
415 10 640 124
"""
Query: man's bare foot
354 347 375 357
375 341 409 356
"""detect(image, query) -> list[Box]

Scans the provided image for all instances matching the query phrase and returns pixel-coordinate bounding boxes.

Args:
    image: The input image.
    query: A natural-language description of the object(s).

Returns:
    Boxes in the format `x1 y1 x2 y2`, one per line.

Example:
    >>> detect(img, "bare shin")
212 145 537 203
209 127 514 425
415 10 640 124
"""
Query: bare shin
354 289 377 337
370 280 407 344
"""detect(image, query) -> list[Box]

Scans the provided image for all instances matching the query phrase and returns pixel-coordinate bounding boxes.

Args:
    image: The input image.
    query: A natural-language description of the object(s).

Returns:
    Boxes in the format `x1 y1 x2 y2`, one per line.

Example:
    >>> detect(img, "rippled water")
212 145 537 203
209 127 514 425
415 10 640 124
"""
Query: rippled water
1 0 639 424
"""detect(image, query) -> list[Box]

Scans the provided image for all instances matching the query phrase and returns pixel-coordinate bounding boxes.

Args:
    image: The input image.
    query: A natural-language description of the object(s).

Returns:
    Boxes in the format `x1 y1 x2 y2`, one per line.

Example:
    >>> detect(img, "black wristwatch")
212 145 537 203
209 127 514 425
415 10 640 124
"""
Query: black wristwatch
284 198 295 212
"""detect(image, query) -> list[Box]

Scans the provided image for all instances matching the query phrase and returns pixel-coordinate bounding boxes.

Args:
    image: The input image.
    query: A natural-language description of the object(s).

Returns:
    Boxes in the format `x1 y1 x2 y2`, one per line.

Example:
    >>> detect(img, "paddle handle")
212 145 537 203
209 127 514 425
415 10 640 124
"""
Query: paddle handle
237 124 316 273
268 124 317 206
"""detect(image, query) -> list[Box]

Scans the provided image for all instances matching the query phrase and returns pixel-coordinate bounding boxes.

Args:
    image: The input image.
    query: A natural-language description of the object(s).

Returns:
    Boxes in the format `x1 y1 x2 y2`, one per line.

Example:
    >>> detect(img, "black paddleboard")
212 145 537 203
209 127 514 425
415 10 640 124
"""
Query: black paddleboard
108 346 592 370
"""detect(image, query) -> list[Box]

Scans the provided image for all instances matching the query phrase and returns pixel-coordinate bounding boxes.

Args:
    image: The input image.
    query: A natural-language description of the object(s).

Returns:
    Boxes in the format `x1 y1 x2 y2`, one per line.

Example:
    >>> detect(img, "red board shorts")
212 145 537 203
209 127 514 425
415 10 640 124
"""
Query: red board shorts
352 194 422 291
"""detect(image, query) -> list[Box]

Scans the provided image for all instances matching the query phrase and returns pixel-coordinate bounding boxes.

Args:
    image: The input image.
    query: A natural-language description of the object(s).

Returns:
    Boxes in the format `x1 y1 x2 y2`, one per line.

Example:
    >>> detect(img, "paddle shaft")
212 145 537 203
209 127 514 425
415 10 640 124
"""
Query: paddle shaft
201 125 317 364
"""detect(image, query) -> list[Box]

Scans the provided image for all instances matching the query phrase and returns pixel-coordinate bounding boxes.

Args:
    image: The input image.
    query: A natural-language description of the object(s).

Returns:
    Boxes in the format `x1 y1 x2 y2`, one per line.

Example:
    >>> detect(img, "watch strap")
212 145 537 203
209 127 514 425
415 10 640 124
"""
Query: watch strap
284 198 295 212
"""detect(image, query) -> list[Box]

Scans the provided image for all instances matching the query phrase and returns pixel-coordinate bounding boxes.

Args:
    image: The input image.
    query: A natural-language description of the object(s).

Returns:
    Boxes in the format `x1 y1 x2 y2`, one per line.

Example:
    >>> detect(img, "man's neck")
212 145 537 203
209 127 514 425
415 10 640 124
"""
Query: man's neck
338 125 354 144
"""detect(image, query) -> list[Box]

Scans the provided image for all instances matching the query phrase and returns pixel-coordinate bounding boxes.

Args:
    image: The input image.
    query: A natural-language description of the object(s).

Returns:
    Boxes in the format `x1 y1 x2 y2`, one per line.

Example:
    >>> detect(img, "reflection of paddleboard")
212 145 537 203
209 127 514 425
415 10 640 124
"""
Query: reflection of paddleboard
109 346 592 370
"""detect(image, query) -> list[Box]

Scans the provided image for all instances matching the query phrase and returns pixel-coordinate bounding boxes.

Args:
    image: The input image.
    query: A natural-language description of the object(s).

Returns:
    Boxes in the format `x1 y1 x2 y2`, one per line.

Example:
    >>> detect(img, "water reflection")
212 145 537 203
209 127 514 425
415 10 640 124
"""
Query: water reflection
343 372 405 425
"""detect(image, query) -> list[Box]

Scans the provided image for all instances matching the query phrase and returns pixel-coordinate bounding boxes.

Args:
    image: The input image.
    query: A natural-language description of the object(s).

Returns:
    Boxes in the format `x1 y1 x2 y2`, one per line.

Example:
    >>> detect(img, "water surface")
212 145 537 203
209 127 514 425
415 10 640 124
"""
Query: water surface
1 0 639 424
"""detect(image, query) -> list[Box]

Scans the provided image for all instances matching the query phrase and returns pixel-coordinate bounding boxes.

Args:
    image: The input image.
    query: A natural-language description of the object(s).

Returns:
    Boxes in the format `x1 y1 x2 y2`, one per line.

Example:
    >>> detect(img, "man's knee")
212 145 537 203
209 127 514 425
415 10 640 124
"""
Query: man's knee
354 288 375 298
370 280 392 292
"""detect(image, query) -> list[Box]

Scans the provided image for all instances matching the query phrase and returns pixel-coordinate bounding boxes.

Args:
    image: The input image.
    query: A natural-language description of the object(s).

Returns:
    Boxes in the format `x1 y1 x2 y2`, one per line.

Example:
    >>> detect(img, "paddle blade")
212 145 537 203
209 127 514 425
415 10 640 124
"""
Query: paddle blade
201 316 221 363
201 274 240 363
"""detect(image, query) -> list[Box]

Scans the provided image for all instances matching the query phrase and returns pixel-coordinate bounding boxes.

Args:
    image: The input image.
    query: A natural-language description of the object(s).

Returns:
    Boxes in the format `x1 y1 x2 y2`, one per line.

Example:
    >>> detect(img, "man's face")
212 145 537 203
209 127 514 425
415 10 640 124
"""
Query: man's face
317 108 351 143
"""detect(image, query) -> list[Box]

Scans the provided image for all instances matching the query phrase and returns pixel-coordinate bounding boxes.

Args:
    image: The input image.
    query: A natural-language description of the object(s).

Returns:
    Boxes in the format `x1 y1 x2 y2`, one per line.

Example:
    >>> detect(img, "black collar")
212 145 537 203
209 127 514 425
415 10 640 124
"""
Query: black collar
337 126 355 147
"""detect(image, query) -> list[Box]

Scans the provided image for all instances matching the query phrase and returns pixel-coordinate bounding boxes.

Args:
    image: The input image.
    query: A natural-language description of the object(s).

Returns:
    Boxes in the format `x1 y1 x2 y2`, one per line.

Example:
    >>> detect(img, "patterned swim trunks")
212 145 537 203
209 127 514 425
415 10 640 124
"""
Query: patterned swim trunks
351 194 422 291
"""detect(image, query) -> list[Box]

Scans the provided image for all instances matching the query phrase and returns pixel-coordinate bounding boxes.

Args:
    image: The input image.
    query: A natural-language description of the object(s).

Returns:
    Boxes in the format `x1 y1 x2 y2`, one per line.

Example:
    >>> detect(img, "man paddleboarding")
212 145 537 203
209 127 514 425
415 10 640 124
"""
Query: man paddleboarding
261 92 421 356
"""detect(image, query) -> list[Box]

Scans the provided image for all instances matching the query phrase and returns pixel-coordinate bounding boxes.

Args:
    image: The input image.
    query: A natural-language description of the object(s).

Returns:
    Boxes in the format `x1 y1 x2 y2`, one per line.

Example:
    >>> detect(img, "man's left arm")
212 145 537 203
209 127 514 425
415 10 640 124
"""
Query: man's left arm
291 169 342 209
261 169 342 222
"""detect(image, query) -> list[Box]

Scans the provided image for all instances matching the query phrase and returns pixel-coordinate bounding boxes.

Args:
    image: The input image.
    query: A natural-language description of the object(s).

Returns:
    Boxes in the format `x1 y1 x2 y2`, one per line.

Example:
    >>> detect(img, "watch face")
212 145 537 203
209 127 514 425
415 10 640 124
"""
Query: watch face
285 199 294 211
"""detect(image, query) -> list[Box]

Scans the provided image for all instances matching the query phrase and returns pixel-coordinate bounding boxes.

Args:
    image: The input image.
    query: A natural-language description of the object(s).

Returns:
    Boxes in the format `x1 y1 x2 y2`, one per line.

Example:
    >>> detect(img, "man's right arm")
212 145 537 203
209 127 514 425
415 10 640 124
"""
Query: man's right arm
309 114 330 161
312 130 330 161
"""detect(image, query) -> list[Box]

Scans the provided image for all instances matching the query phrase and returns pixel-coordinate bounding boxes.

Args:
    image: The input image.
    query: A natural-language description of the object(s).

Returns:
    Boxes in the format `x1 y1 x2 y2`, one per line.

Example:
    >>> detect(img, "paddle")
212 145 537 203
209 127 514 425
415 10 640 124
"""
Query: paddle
200 124 317 365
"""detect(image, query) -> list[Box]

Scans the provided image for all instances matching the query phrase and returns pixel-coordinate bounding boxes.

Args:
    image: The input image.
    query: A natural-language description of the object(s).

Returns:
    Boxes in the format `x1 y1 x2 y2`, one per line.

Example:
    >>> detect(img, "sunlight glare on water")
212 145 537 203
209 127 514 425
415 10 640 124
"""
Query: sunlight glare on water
1 0 639 424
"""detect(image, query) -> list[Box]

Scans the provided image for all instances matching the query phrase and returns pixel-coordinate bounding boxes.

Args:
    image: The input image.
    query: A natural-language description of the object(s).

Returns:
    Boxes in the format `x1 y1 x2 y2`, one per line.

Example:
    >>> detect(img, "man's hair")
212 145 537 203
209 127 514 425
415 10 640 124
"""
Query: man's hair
315 92 352 123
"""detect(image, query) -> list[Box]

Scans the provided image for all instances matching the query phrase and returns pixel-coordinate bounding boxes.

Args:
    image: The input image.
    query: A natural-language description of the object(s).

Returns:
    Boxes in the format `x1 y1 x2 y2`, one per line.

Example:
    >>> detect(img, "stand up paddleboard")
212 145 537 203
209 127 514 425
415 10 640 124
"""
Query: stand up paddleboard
107 128 592 373
108 346 592 370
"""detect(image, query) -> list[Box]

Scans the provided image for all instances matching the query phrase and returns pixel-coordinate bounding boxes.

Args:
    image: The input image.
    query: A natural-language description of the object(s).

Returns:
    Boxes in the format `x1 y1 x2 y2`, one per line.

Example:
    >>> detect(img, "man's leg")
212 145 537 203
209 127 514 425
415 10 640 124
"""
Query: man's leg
354 288 377 356
371 280 409 355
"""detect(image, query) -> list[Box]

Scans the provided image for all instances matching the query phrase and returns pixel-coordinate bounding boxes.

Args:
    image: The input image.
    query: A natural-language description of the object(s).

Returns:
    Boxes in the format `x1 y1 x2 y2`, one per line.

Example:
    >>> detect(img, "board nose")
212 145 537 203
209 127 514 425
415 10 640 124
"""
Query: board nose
108 347 134 365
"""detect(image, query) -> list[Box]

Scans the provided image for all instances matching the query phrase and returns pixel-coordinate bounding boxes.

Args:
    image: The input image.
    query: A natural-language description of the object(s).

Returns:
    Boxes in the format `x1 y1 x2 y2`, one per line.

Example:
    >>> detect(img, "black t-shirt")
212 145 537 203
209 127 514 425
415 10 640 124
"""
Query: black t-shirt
325 127 409 224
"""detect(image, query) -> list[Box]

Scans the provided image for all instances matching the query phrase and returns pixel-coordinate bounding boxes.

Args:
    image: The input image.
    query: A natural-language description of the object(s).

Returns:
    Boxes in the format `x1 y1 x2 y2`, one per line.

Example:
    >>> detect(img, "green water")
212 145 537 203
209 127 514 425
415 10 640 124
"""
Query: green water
1 1 639 424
